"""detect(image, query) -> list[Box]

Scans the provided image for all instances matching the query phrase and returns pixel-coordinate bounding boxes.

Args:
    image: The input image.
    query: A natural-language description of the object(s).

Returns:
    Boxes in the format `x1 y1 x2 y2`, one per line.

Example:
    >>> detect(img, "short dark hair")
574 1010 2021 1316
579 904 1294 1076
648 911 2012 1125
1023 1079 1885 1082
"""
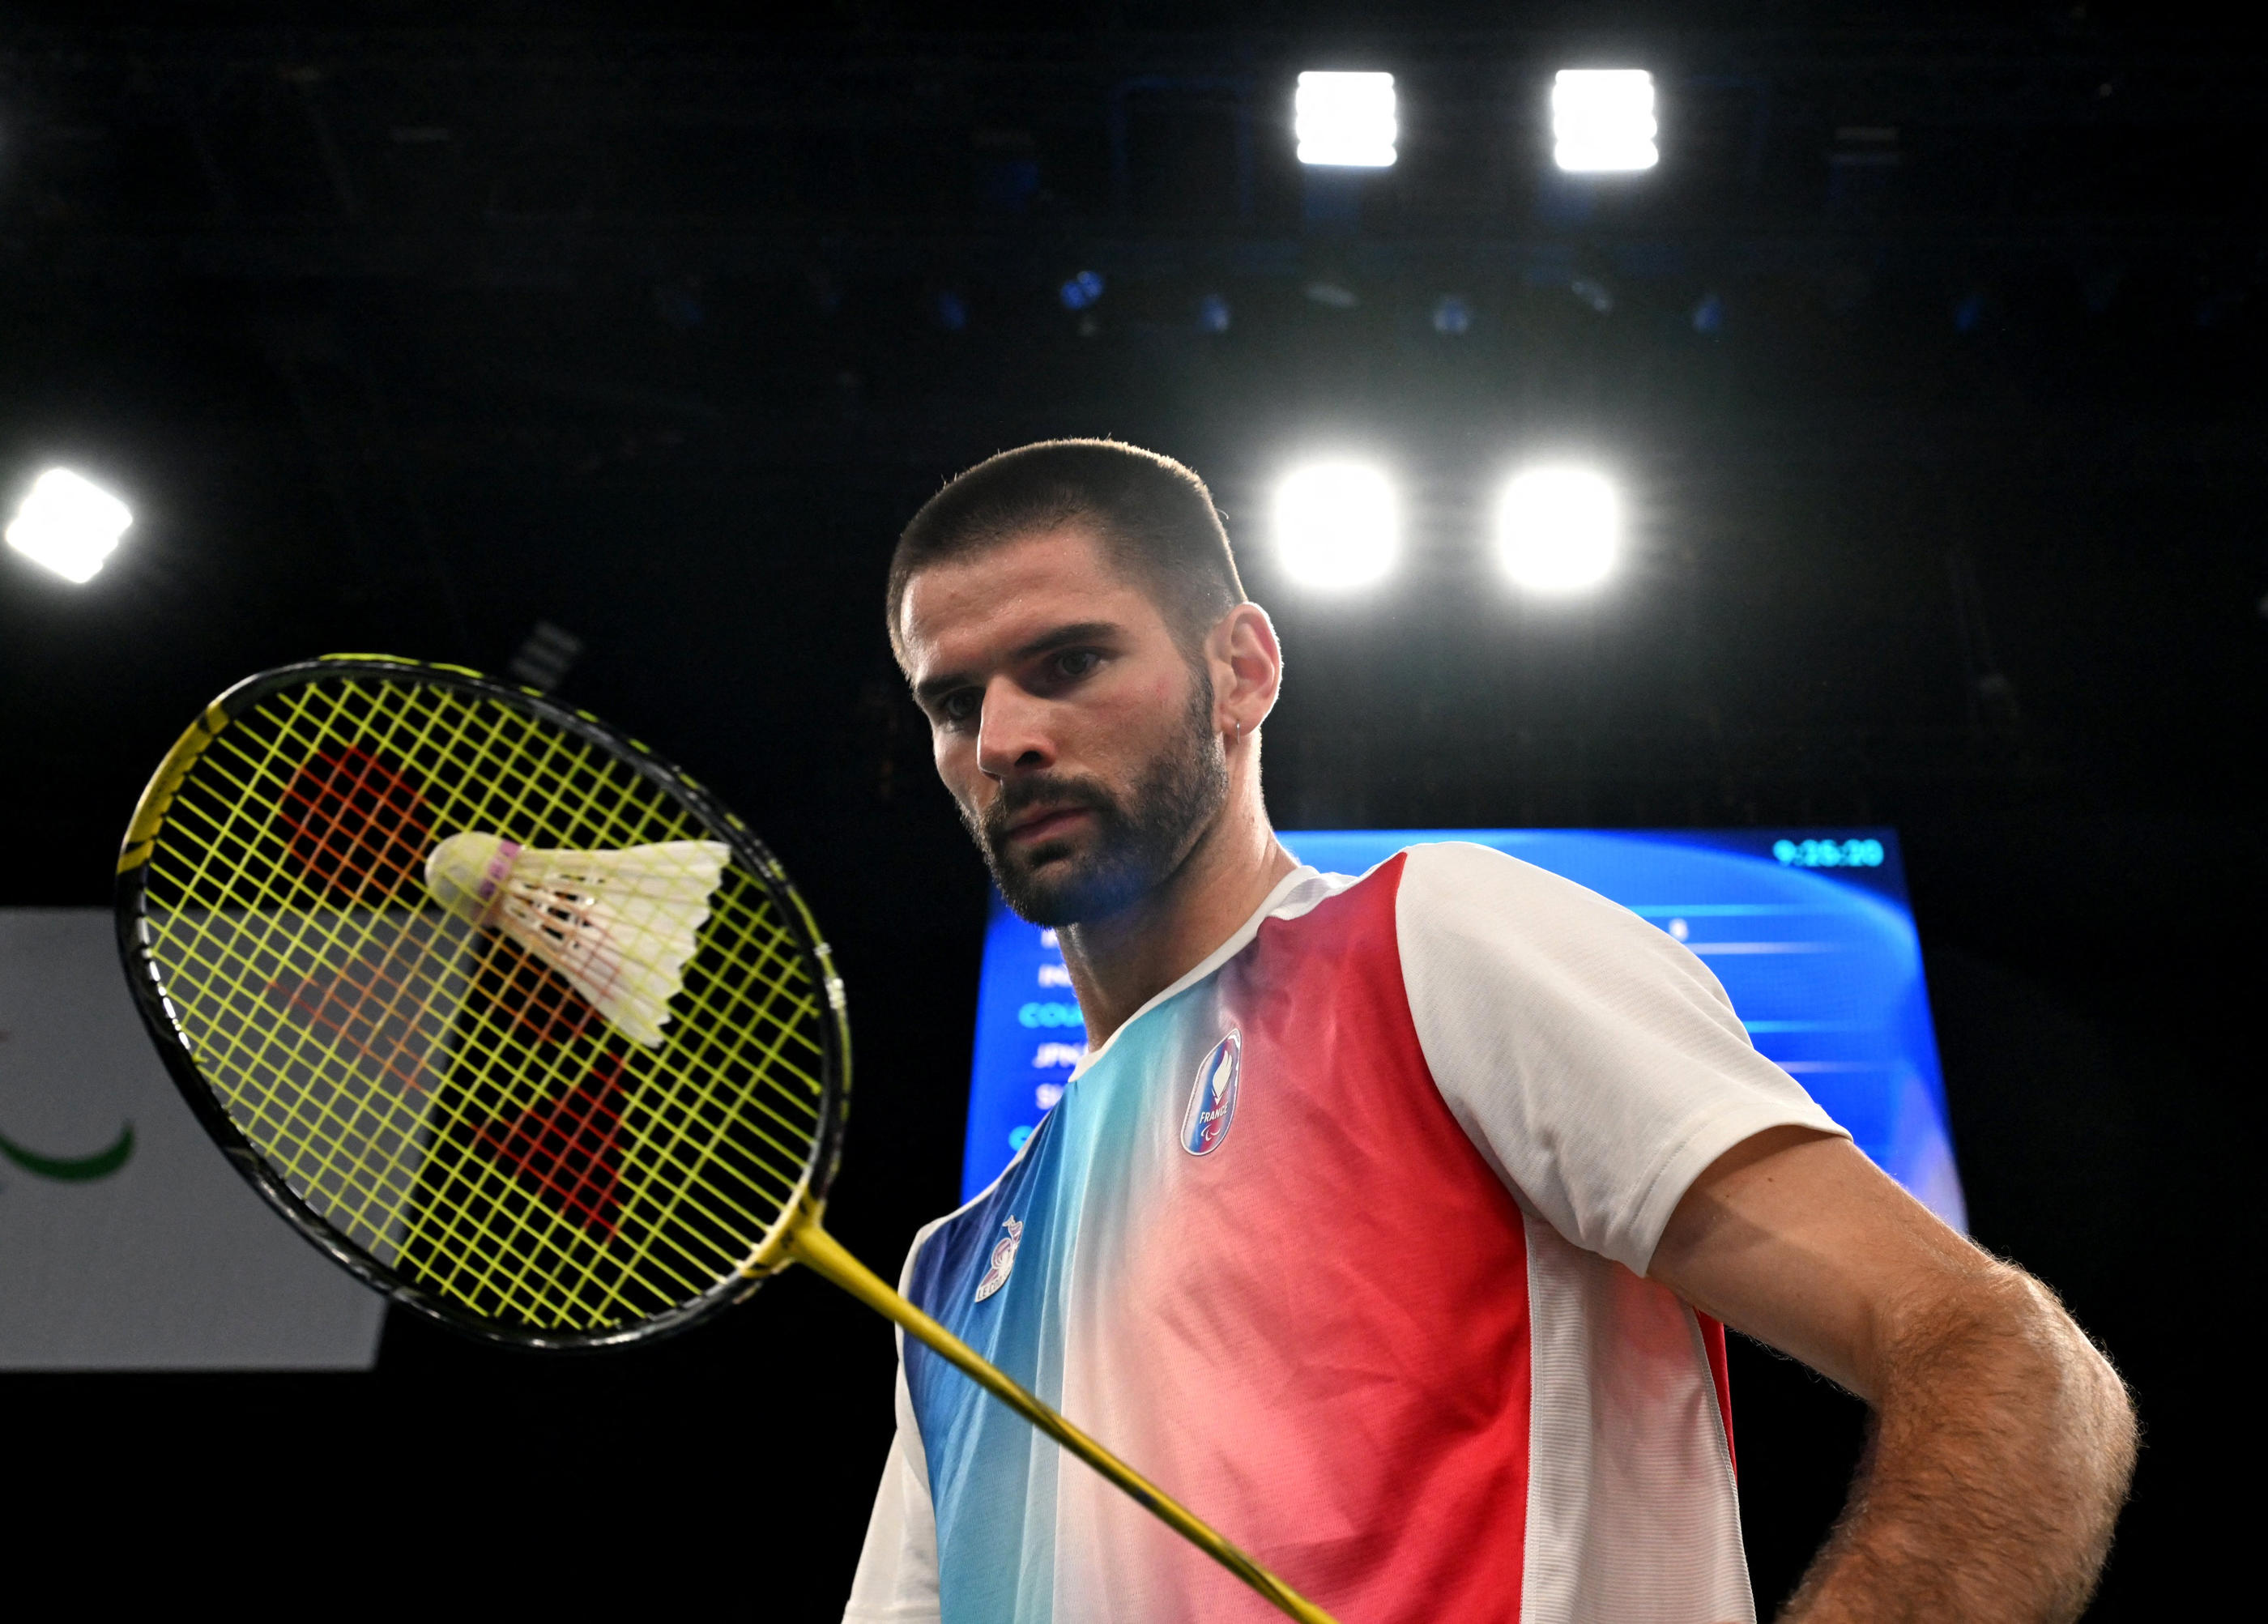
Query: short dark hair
887 439 1246 660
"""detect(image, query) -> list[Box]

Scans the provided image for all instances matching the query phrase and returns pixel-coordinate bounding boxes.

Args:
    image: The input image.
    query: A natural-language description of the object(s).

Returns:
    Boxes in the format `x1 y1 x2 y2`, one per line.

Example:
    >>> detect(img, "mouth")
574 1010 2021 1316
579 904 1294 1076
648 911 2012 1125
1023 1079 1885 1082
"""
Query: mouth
1003 805 1091 846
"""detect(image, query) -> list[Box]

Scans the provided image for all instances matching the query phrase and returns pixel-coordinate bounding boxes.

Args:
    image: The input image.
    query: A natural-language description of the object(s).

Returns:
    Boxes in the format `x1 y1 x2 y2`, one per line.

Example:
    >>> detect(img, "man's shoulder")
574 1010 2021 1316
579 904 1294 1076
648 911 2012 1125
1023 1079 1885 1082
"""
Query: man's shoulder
1393 839 1648 940
1248 842 1650 971
902 1174 1013 1296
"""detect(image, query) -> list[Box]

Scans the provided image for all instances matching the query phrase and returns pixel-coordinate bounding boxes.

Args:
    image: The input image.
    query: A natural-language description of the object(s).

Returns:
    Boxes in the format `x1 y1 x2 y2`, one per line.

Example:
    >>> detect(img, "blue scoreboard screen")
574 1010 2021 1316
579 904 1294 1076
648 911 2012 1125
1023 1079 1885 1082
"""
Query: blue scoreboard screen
959 827 1964 1230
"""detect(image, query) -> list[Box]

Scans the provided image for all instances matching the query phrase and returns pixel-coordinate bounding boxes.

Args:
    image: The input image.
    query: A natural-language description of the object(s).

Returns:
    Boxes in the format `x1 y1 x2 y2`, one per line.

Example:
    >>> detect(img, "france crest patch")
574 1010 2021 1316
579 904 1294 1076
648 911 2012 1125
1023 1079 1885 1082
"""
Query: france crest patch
973 1216 1022 1302
1180 1029 1242 1156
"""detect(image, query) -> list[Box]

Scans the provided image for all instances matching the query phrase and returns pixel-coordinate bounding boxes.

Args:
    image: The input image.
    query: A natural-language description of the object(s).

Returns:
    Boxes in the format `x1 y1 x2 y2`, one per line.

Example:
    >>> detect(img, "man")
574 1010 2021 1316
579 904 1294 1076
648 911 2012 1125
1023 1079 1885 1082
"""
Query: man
845 440 2134 1624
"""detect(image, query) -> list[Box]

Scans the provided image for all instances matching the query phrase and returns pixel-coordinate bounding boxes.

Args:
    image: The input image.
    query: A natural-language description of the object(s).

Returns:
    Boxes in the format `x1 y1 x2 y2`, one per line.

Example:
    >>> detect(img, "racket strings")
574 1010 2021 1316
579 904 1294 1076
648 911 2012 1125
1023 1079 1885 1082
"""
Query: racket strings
156 683 520 1251
181 693 816 1315
139 673 833 1332
153 689 558 1268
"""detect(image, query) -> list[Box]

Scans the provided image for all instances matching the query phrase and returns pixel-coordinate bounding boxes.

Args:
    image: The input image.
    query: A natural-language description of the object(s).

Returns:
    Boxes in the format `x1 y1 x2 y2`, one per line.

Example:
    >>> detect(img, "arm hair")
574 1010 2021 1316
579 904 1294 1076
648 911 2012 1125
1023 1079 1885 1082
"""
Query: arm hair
1780 1264 2137 1622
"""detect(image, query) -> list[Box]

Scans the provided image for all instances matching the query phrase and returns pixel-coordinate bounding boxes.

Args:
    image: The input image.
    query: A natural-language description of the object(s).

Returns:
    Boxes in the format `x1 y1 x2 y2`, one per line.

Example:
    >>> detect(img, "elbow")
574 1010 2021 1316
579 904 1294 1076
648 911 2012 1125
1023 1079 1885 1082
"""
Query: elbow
1823 1264 2137 1622
2000 1267 2137 1492
1889 1261 2139 1530
1997 1268 2141 1608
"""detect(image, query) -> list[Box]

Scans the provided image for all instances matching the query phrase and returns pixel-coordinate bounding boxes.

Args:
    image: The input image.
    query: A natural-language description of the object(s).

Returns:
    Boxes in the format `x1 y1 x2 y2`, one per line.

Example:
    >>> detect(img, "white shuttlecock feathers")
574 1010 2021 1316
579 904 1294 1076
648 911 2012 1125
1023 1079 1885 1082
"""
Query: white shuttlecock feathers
424 831 730 1047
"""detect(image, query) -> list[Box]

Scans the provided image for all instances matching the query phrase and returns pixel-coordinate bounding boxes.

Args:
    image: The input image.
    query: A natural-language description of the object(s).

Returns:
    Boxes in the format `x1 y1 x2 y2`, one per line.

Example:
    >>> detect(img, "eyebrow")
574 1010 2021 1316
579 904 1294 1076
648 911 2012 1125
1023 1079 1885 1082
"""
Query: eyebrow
912 620 1125 706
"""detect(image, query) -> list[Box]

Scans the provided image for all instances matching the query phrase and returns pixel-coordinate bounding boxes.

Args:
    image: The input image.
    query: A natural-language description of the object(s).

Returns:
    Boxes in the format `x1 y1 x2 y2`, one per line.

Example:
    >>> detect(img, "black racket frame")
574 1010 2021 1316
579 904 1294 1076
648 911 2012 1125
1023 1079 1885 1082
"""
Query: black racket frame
113 654 852 1352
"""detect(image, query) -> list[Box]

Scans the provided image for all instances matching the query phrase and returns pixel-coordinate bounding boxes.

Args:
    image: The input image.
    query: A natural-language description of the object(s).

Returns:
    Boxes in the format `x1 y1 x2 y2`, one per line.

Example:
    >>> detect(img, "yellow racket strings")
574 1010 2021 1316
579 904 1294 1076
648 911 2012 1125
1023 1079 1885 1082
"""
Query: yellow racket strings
155 680 825 1324
321 680 825 1323
148 680 689 1315
151 682 479 1249
139 675 831 1331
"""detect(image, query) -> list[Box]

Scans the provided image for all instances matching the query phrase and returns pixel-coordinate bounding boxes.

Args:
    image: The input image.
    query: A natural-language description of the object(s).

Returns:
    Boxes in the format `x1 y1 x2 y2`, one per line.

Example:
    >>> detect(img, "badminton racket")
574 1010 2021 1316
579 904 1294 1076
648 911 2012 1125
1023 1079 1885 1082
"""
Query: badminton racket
113 654 1336 1624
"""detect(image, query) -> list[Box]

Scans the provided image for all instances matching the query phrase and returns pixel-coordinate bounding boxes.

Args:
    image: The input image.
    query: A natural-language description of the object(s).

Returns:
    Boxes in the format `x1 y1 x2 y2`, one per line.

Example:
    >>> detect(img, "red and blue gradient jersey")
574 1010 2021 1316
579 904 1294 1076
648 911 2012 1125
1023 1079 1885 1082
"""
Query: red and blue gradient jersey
846 844 1844 1624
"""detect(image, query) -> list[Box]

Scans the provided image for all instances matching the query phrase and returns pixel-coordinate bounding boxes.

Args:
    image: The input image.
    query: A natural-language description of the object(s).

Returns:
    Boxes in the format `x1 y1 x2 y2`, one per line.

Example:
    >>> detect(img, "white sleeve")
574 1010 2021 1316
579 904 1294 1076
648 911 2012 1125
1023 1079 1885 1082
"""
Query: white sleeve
1396 841 1847 1277
842 1353 940 1623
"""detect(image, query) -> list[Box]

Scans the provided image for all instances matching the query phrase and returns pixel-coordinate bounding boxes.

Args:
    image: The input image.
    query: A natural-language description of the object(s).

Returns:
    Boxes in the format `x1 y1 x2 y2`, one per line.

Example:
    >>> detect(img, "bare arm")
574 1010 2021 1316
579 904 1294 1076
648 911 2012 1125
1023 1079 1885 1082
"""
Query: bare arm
1650 1126 2137 1622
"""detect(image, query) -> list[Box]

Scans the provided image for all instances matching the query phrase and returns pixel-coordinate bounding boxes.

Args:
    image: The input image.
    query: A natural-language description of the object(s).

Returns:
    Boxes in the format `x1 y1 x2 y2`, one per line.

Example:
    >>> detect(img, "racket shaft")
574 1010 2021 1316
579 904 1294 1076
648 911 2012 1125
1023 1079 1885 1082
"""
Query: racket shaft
784 1218 1339 1624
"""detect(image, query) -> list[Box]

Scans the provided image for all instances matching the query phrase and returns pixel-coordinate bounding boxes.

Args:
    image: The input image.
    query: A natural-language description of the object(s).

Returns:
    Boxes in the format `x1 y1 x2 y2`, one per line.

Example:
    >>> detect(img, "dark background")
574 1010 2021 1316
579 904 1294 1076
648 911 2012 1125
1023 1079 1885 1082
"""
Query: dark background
2 4 2259 1615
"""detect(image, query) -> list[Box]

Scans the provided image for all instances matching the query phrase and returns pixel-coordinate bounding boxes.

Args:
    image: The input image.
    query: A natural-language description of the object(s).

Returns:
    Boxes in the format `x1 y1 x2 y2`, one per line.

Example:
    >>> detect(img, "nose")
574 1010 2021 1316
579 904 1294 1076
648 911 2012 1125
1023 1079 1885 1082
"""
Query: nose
975 676 1056 782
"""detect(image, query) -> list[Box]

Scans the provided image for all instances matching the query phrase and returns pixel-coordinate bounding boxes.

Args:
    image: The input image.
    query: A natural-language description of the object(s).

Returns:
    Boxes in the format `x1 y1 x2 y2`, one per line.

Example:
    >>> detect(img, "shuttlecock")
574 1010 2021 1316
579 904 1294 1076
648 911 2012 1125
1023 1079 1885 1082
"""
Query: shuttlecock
424 831 730 1047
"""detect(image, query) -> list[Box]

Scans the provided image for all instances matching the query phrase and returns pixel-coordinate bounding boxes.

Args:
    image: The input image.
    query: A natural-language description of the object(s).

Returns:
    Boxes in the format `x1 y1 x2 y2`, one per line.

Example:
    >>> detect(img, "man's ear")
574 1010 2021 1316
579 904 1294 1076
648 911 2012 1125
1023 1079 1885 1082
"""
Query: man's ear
1210 603 1282 735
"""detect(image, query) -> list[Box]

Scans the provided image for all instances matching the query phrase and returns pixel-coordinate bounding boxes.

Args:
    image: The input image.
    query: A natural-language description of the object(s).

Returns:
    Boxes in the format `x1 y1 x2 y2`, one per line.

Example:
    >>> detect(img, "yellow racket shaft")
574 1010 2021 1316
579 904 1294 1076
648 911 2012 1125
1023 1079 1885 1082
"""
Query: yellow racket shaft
781 1216 1340 1624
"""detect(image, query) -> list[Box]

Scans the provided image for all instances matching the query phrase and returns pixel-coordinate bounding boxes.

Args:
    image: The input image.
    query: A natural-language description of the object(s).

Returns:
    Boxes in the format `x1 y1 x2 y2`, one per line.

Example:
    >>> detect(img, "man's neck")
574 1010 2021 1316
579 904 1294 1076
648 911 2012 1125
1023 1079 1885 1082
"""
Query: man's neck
1055 781 1295 1048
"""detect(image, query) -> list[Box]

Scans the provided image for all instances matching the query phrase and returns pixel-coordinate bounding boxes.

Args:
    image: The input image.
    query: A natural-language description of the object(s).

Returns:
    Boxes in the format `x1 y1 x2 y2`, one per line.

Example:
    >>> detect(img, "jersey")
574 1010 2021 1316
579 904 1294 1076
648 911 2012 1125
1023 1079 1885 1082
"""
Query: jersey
844 842 1847 1624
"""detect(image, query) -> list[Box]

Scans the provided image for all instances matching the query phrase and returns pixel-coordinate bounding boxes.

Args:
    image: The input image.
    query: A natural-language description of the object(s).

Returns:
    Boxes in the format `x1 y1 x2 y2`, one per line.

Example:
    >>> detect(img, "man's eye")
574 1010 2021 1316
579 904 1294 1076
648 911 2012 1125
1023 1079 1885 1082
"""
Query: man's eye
1055 650 1099 679
940 692 979 723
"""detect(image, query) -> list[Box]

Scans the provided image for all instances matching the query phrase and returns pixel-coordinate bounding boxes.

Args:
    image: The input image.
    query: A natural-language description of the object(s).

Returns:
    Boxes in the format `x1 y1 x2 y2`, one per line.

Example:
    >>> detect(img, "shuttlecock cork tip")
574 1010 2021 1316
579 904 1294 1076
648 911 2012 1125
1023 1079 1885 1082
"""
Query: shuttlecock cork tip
425 830 520 925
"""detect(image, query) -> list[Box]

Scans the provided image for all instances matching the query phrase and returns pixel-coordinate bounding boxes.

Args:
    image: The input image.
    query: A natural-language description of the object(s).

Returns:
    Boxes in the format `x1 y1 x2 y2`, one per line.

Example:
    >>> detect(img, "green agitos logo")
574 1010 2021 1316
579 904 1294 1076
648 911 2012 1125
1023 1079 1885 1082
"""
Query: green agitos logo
0 1122 134 1182
0 1027 135 1183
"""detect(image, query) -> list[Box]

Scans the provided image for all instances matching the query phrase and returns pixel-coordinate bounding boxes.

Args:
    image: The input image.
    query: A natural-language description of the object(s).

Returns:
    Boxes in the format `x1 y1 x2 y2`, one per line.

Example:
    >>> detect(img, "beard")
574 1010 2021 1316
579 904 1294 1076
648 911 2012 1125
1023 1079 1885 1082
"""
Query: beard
961 670 1229 927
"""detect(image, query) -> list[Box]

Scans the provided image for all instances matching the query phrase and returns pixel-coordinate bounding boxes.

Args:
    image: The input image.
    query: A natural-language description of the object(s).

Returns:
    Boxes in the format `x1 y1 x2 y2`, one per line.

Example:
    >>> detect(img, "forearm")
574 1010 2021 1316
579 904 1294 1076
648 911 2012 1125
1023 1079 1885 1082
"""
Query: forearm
1782 1268 2137 1623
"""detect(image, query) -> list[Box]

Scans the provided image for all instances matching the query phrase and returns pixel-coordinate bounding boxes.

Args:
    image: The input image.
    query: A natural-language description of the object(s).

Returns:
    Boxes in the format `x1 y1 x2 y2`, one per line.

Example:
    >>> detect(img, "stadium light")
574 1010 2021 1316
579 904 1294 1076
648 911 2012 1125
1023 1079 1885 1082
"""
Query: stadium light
1495 467 1619 593
5 468 133 584
1551 70 1658 174
1275 462 1398 590
1295 72 1397 168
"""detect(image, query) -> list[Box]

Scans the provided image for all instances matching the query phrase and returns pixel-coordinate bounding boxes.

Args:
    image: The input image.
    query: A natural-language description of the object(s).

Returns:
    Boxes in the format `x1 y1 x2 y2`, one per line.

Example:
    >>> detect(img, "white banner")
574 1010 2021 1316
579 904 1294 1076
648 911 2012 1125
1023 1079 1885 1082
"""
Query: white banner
0 909 383 1369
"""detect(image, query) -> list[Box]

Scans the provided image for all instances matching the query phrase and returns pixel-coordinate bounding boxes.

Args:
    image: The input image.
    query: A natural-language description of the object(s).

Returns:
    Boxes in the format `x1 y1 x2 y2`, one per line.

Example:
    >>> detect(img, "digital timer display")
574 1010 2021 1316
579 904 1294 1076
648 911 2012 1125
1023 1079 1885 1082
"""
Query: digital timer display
1775 838 1885 868
961 827 1963 1231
